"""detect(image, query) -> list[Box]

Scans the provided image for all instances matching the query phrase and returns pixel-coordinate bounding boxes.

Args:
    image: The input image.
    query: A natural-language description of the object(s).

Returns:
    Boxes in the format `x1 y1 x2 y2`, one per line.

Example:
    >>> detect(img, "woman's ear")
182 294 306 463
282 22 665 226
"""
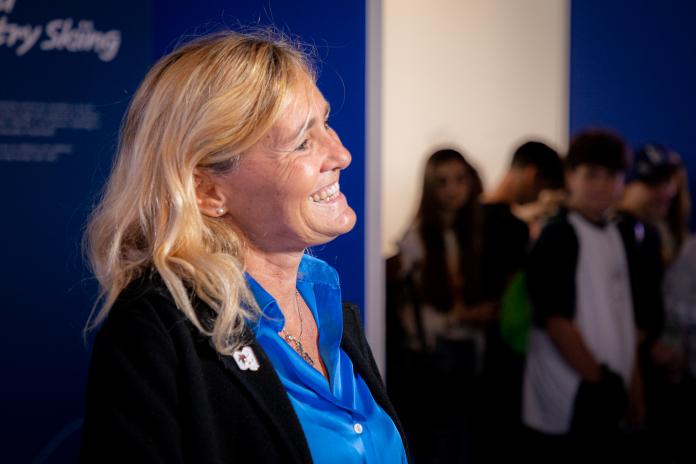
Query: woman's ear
194 169 227 217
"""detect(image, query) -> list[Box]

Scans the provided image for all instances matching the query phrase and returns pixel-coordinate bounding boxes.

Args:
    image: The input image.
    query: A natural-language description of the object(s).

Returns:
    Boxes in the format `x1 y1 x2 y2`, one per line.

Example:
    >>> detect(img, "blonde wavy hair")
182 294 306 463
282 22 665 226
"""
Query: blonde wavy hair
85 30 314 355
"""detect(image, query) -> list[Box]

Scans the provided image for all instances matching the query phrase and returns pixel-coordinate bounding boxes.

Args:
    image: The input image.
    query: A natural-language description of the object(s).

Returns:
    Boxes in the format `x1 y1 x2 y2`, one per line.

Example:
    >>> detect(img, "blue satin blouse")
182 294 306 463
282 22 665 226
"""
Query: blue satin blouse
247 255 407 463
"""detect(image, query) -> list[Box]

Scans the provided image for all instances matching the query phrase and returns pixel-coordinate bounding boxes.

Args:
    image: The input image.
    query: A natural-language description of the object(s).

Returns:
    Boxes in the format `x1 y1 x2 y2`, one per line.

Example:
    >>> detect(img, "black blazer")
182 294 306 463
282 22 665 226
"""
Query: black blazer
80 277 409 463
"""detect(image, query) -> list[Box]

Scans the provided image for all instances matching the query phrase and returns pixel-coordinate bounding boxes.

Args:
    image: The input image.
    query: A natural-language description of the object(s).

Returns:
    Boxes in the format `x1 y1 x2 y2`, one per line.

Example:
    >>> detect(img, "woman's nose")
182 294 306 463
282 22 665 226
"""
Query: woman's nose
322 130 351 172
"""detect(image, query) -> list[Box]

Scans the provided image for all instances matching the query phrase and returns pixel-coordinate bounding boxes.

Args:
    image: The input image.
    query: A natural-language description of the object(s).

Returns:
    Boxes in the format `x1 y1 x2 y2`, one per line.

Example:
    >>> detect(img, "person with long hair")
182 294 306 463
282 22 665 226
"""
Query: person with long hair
662 159 691 263
617 144 696 462
393 148 493 463
80 30 408 464
616 144 680 359
399 149 490 347
659 166 696 462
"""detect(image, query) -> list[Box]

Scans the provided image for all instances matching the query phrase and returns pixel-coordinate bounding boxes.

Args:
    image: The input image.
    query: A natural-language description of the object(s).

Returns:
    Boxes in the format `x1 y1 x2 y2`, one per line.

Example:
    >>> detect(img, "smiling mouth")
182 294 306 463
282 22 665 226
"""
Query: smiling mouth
309 182 340 203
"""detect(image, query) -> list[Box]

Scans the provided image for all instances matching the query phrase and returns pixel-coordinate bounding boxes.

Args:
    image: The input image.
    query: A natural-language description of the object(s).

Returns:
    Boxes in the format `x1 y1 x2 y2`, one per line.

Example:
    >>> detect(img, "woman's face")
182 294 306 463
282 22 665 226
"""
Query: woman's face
432 160 473 213
216 77 356 252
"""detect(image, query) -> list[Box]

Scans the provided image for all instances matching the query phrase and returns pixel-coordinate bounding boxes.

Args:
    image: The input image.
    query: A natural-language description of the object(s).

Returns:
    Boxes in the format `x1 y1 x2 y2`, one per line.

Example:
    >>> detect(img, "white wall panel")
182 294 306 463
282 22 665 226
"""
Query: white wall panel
380 0 570 255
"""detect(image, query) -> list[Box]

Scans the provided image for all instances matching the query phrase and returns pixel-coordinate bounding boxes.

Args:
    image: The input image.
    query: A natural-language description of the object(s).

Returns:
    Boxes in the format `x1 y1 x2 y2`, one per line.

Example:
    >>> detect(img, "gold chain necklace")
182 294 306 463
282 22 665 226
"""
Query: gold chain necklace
280 290 314 366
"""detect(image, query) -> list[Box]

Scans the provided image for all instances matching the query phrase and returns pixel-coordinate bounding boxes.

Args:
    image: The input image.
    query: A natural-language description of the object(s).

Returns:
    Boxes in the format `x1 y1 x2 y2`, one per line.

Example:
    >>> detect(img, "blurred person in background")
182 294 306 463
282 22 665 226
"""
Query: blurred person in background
388 148 491 463
660 197 696 464
660 159 694 381
616 144 679 367
617 144 695 463
478 141 565 460
523 129 642 464
481 140 565 300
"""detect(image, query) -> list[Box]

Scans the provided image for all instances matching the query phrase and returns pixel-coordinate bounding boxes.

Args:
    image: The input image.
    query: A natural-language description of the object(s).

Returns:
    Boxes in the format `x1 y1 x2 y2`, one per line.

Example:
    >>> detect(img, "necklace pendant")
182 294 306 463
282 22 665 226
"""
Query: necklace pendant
300 351 314 365
281 331 314 366
279 290 315 367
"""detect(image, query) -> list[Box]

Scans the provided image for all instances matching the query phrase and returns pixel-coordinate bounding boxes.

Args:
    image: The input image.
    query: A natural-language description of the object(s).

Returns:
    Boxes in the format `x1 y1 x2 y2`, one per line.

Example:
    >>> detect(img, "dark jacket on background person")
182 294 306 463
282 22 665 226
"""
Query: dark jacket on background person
80 275 409 464
615 210 666 347
480 202 530 301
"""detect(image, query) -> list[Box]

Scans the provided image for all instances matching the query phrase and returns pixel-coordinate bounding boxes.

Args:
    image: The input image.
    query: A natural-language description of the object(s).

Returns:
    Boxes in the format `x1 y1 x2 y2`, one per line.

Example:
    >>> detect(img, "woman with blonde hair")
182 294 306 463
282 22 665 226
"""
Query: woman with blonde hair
80 30 408 463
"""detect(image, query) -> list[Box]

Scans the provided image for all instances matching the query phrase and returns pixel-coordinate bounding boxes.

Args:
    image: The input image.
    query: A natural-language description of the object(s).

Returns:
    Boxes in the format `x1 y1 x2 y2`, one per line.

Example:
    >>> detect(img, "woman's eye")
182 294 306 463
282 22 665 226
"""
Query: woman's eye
295 139 309 151
324 119 330 130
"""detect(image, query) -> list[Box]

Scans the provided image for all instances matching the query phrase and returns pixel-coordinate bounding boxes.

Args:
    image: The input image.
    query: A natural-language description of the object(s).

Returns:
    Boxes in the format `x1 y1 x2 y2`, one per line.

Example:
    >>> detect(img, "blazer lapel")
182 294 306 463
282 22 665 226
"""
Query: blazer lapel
214 336 312 464
340 330 397 421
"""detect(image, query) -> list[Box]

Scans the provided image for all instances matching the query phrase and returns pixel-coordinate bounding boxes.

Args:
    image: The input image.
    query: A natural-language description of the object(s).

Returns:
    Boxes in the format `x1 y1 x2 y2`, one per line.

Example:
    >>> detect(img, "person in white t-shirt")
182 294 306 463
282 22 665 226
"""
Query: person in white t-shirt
522 129 644 463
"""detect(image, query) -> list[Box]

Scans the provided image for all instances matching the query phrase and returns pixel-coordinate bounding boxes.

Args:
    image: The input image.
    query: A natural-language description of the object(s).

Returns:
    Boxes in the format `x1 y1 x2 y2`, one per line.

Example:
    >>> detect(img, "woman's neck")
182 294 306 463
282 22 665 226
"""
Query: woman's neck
244 246 304 306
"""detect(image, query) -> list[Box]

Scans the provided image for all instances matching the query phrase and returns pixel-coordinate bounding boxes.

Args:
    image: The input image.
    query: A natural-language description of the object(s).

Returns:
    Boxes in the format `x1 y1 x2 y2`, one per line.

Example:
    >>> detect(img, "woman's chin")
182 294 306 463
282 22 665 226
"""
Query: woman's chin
336 207 357 234
304 207 357 246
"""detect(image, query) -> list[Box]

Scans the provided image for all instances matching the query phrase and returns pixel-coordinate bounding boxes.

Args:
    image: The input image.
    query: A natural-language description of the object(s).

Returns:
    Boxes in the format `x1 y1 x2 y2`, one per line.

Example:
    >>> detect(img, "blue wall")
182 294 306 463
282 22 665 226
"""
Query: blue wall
0 1 365 461
570 0 696 228
0 1 153 461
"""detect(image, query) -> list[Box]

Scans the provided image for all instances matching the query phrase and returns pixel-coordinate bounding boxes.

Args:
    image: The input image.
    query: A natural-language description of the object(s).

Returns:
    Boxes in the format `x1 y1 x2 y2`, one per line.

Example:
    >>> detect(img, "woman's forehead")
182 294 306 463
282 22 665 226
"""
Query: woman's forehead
286 79 327 118
434 160 467 173
269 80 328 142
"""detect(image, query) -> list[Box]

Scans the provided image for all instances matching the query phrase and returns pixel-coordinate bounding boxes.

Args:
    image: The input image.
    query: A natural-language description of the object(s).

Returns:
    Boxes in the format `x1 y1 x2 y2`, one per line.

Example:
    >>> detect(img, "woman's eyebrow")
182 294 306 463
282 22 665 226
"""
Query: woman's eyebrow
283 102 331 146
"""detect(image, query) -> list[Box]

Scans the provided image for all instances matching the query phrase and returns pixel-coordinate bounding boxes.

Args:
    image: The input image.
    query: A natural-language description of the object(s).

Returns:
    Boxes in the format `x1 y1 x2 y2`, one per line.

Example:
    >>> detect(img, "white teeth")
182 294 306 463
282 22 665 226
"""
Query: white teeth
309 182 340 203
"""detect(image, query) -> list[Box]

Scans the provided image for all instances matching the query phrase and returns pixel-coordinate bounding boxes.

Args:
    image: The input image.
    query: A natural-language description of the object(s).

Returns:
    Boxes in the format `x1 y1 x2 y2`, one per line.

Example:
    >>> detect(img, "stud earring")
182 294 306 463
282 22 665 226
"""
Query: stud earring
216 207 225 216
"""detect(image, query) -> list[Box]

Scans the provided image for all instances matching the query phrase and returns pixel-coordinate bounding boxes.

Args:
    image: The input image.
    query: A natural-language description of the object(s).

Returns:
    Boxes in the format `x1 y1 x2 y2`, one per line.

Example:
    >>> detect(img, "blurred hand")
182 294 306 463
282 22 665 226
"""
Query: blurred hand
571 365 628 433
512 189 567 224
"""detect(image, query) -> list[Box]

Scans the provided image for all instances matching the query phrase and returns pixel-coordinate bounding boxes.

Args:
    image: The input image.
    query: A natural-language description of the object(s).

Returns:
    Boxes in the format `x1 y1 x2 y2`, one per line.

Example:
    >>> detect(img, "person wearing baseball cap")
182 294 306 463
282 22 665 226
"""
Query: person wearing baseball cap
623 144 680 225
616 144 680 348
615 143 682 461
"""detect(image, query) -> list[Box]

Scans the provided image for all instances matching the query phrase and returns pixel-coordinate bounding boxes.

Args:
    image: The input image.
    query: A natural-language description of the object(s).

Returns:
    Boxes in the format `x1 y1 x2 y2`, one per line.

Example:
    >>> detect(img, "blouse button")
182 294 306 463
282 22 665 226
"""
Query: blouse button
353 422 364 434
